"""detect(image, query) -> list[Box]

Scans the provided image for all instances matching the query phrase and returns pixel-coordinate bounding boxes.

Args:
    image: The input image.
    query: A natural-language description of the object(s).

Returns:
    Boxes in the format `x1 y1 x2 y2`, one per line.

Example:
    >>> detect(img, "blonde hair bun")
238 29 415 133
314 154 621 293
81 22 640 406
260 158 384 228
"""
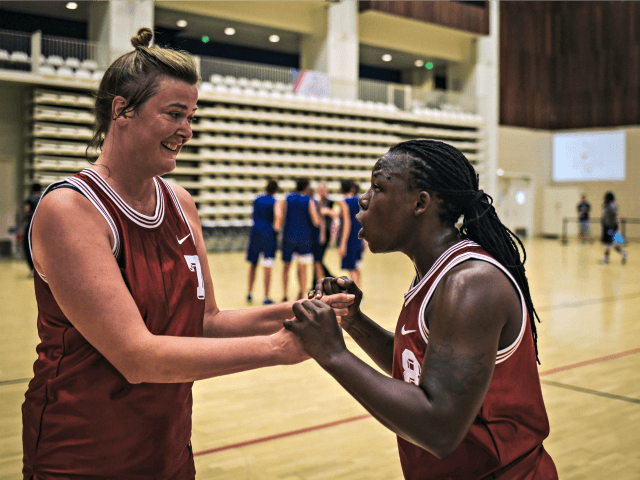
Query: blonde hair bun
131 27 153 48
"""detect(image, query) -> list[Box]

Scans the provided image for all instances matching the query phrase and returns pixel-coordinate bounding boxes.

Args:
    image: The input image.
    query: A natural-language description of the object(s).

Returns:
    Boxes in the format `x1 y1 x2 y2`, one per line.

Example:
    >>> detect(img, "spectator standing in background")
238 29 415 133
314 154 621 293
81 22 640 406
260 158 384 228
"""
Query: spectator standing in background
22 183 43 277
246 179 279 305
600 191 627 264
577 194 592 243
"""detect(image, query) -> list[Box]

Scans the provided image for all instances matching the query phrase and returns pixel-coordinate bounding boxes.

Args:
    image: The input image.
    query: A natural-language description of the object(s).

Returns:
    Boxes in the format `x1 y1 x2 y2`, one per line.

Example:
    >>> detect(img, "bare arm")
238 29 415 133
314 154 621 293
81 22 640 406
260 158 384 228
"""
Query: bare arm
339 200 350 256
32 188 307 385
174 185 353 338
311 277 394 374
309 200 322 227
293 263 519 458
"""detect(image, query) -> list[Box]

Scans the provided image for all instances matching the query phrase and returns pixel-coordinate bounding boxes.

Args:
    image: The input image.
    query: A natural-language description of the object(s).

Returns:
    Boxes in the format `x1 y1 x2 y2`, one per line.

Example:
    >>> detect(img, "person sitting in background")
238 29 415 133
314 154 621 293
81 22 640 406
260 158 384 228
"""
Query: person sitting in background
246 178 279 305
600 191 627 264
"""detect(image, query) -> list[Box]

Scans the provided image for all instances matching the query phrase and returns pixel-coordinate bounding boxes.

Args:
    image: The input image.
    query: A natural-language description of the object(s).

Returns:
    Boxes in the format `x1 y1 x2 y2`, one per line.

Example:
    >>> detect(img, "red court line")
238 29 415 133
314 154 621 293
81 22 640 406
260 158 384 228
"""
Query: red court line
540 347 640 376
193 414 371 457
194 347 640 458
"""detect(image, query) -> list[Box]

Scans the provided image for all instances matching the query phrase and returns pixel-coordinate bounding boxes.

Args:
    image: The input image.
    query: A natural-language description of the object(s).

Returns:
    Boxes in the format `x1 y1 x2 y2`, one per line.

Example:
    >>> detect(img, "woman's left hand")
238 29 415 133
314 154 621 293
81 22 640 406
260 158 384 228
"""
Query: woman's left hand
284 299 347 365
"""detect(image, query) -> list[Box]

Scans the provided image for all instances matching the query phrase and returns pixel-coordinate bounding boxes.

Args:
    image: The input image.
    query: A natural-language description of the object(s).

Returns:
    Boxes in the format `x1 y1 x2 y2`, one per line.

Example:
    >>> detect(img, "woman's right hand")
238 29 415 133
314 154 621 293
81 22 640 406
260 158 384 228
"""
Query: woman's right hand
308 277 362 327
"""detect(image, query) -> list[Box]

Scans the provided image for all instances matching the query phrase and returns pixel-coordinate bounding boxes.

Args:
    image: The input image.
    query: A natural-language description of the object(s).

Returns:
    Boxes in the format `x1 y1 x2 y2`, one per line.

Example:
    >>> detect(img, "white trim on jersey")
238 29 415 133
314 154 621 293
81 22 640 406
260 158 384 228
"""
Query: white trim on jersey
28 178 121 283
415 251 527 365
157 177 196 248
66 177 121 259
404 240 477 306
82 169 165 229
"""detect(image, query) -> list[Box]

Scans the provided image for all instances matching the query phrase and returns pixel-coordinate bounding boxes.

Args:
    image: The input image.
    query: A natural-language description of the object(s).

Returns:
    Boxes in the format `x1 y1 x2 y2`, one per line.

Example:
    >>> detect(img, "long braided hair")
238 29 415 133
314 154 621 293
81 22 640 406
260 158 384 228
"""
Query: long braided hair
388 139 541 363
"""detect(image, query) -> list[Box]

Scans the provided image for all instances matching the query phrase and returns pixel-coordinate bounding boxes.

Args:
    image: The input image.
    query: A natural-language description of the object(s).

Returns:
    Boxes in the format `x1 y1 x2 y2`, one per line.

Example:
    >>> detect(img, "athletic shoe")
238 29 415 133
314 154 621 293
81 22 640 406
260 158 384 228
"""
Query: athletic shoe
263 298 274 305
599 257 609 264
622 251 627 265
247 293 252 303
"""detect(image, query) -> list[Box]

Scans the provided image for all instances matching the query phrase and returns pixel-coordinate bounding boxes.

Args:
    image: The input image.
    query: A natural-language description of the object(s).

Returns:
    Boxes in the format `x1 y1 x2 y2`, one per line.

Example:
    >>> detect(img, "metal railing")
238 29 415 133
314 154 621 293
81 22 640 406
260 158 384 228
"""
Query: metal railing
561 217 640 244
200 56 293 85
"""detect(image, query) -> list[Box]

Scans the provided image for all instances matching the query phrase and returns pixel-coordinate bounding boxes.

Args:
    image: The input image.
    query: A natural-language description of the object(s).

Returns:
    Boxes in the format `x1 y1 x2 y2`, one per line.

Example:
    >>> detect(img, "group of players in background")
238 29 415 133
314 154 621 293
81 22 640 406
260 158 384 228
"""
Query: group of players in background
246 177 366 305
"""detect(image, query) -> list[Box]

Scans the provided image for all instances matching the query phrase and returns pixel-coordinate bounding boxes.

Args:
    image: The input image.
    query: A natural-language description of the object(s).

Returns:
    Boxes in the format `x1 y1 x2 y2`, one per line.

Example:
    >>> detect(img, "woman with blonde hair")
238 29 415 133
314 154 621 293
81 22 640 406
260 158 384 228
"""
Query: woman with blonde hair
23 28 351 479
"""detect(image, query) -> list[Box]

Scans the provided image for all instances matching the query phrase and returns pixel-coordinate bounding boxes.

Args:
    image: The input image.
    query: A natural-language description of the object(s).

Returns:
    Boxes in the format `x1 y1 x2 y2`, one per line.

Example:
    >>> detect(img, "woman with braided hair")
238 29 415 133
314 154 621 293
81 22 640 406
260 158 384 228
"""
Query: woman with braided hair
286 139 557 479
22 28 352 479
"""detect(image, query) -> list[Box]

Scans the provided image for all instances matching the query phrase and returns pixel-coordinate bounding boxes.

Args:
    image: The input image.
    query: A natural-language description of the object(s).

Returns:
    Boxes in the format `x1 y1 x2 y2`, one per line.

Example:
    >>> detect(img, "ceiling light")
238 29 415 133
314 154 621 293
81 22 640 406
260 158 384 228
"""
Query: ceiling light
66 2 78 9
176 20 187 28
425 62 434 70
269 35 280 43
381 54 392 62
224 28 236 36
414 60 424 67
202 36 210 43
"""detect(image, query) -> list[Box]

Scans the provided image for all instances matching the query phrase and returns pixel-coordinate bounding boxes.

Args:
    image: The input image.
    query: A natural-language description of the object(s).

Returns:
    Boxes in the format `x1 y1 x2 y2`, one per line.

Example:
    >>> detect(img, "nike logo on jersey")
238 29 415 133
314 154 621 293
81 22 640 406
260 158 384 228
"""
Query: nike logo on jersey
177 234 191 245
401 325 417 335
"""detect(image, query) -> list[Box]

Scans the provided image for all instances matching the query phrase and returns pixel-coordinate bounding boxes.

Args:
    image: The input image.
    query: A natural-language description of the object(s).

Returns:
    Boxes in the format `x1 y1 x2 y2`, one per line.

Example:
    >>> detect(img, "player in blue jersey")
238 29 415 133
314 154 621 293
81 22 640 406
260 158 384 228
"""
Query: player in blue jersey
275 178 321 302
339 180 364 285
247 179 279 305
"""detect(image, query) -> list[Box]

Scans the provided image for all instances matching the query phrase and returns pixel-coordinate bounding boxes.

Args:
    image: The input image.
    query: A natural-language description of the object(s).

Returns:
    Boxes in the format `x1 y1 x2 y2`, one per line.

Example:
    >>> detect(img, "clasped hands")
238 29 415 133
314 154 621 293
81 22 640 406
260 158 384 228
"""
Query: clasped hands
284 277 362 365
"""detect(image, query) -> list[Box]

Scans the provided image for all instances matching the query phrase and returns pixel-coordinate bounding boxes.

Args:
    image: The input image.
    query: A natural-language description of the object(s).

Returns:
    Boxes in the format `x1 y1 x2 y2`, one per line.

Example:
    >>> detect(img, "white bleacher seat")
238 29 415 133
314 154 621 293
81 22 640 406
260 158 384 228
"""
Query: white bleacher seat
75 69 91 80
0 49 9 60
40 65 56 76
237 77 249 88
262 80 273 91
10 51 29 62
229 86 242 96
81 59 98 71
215 84 229 94
199 82 214 93
46 55 64 67
243 88 256 96
210 74 223 84
65 57 81 68
92 71 104 81
57 67 74 77
269 91 283 100
250 78 262 89
223 75 237 86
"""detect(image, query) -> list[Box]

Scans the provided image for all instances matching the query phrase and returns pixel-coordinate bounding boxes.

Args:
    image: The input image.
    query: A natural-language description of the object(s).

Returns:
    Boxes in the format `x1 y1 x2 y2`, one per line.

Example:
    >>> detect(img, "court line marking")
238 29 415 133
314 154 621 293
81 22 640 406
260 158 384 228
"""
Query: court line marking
539 347 640 376
540 379 640 404
193 414 371 457
193 347 640 457
0 377 30 386
536 291 640 312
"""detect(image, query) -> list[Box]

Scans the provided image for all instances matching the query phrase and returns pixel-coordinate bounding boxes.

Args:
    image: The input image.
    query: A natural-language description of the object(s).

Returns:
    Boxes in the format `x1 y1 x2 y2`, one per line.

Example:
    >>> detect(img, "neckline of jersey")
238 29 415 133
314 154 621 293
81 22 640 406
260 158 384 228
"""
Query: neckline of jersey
81 168 165 228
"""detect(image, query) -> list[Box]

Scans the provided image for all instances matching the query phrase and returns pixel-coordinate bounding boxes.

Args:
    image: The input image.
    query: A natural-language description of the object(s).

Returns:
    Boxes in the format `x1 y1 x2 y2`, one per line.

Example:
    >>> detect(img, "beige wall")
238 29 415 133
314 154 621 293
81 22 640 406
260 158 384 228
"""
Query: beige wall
498 126 552 236
499 125 640 238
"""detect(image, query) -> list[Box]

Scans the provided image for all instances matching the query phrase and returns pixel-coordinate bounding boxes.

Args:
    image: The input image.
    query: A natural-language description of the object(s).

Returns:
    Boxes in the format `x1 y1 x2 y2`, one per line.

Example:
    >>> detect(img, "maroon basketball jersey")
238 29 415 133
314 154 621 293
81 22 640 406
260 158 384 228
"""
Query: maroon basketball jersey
23 168 204 479
392 240 557 480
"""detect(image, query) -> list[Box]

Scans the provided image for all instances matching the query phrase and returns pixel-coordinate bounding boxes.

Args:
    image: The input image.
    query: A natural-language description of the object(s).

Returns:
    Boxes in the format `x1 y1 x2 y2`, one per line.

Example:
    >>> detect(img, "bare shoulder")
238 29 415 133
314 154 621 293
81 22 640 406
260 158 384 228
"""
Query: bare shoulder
429 259 521 335
168 182 198 216
35 186 108 229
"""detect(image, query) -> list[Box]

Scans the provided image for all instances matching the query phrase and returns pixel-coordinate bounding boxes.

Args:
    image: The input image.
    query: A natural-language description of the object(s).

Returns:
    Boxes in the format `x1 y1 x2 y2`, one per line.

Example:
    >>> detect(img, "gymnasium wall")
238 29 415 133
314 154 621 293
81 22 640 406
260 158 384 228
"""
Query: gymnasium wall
500 2 640 130
498 125 640 237
0 83 28 244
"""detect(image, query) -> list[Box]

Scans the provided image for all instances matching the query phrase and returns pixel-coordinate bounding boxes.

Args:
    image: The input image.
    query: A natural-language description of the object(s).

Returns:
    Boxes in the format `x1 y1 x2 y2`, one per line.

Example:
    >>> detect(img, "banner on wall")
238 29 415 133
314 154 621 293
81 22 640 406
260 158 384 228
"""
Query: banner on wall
291 69 329 98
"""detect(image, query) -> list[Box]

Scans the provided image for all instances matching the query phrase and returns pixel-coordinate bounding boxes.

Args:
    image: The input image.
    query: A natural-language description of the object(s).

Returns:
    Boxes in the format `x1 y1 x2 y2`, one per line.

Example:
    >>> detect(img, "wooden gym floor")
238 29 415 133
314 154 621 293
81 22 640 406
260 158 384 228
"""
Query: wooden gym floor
1 238 639 479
